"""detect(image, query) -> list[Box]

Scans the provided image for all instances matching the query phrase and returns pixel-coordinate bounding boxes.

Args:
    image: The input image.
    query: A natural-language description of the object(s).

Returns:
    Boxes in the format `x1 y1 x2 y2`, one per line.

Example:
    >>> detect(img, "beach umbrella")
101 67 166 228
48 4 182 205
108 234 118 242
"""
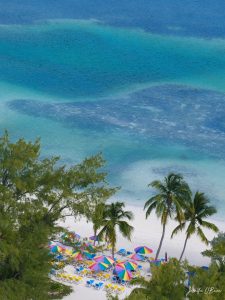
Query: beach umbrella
123 261 138 271
83 251 95 260
94 255 115 265
115 269 132 281
65 249 73 256
81 242 95 252
128 253 145 261
50 245 64 253
71 251 83 261
135 246 153 255
86 244 95 252
49 241 56 247
89 262 109 272
113 263 126 276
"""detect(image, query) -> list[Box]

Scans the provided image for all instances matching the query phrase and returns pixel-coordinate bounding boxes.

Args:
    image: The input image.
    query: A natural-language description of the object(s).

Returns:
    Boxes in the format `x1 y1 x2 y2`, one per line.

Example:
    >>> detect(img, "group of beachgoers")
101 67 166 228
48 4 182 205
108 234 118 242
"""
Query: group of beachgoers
49 231 167 295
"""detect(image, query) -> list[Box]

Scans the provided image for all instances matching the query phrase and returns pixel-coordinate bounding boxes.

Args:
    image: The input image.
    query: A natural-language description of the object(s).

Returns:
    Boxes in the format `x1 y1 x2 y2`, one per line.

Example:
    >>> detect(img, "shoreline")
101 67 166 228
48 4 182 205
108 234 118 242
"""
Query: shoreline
59 204 225 300
61 204 225 266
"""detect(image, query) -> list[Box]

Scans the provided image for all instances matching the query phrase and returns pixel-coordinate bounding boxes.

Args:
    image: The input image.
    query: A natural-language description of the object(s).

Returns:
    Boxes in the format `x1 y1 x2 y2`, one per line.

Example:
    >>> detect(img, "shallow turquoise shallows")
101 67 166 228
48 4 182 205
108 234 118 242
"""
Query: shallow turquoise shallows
1 21 225 100
0 20 225 219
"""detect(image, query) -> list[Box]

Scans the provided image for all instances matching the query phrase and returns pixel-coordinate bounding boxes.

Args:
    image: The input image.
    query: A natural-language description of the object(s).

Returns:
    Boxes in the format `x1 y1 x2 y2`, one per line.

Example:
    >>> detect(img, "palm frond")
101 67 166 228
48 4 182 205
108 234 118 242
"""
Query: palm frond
120 210 134 221
201 220 219 232
144 194 162 210
130 277 150 288
145 200 158 219
118 220 134 240
171 222 185 238
197 226 209 245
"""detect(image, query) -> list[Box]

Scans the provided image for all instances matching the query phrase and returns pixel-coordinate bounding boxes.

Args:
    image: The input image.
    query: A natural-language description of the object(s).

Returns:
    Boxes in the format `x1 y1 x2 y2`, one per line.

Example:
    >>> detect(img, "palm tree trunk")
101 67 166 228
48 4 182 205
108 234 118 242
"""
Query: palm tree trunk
179 234 188 262
112 243 115 259
93 228 97 246
155 222 166 260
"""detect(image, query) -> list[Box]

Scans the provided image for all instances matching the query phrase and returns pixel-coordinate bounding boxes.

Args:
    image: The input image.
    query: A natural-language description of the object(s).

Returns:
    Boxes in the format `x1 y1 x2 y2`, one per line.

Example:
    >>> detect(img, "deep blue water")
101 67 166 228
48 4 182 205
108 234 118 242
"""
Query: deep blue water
1 0 225 38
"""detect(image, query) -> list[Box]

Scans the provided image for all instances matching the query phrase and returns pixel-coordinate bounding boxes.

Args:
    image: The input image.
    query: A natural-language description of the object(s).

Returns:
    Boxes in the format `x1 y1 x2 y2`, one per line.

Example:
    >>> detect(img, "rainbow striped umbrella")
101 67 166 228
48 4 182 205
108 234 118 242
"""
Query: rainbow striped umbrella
123 261 138 271
71 251 83 261
83 251 95 260
115 269 132 281
65 249 73 256
50 245 64 253
135 246 153 255
128 253 145 261
89 262 109 272
114 263 126 273
94 255 114 265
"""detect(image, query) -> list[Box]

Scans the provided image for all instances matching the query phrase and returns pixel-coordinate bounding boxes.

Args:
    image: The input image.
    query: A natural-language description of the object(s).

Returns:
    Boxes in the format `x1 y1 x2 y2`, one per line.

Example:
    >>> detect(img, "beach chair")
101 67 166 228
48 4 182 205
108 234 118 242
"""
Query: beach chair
111 284 119 293
117 248 127 256
112 276 118 283
117 286 125 293
61 274 68 282
121 280 127 286
67 275 74 282
95 282 104 289
86 279 95 287
105 283 113 291
76 276 82 283
70 275 77 283
103 273 111 280
56 273 63 281
75 266 84 273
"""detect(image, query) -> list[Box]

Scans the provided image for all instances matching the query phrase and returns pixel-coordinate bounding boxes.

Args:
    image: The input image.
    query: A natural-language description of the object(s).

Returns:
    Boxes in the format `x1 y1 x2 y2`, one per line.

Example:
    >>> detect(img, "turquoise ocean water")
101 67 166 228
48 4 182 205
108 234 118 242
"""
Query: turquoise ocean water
1 20 225 218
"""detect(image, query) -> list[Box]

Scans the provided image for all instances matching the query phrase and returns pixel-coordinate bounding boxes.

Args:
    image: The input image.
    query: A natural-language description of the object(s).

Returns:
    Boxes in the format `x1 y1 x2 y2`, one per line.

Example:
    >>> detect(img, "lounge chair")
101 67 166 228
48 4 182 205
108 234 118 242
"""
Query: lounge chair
95 282 104 289
112 276 118 283
86 279 95 287
117 248 127 256
117 286 125 293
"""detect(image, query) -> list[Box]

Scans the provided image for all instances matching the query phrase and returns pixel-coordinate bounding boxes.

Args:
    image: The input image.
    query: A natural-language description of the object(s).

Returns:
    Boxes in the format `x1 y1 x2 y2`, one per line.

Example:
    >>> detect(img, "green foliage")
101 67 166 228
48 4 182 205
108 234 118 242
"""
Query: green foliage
172 192 218 261
188 264 225 300
49 281 73 299
145 173 191 259
127 259 187 300
0 131 111 299
202 232 225 272
82 186 118 244
98 202 134 257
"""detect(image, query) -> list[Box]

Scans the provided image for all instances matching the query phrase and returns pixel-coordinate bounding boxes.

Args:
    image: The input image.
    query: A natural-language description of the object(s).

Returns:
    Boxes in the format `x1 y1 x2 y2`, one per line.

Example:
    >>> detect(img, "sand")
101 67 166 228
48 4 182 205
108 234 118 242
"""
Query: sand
59 205 225 300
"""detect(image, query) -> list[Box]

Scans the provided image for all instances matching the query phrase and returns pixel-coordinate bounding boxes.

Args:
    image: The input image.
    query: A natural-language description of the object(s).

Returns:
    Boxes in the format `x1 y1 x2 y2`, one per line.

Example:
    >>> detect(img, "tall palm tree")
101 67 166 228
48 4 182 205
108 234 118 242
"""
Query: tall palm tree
91 202 105 246
98 202 134 258
144 173 191 260
171 191 219 261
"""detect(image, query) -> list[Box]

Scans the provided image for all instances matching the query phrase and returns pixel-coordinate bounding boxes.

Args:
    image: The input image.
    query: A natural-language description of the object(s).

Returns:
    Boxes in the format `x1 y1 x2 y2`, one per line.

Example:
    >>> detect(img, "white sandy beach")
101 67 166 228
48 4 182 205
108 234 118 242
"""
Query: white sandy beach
59 204 225 300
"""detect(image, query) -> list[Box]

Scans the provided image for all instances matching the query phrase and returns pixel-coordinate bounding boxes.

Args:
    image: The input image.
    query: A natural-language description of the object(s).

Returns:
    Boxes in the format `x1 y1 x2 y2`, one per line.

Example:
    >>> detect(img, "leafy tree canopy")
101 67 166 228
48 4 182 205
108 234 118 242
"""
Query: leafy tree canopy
127 259 187 300
0 131 112 299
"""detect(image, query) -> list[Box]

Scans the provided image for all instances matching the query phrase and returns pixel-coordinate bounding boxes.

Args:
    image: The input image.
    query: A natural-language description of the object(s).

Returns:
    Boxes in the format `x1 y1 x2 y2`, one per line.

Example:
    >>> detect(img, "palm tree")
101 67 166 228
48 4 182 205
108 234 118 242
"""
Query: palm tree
171 191 219 261
91 202 105 246
144 173 191 260
98 202 134 258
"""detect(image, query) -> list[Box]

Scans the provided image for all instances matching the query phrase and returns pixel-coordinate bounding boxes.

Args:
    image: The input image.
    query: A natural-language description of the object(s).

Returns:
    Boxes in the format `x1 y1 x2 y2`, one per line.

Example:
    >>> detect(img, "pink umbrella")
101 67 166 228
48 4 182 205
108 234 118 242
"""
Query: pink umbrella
128 253 145 261
71 251 83 261
89 262 109 272
94 255 115 265
135 246 153 255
